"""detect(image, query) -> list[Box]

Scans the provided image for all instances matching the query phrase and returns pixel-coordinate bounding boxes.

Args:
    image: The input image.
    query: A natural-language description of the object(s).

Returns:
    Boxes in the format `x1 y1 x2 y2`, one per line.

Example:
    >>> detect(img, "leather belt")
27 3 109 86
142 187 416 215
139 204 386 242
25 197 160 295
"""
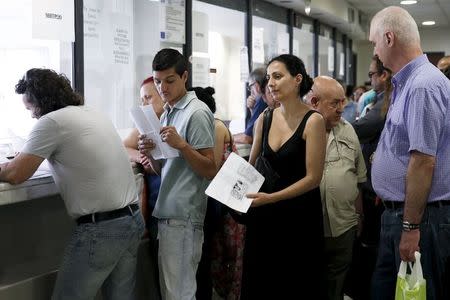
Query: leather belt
76 204 139 225
383 200 450 210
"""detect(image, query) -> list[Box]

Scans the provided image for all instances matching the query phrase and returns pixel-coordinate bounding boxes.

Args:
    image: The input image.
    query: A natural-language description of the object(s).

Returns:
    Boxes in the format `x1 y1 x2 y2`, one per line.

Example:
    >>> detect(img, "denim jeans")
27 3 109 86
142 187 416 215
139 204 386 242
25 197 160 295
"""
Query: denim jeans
371 204 450 300
52 210 144 300
157 218 204 300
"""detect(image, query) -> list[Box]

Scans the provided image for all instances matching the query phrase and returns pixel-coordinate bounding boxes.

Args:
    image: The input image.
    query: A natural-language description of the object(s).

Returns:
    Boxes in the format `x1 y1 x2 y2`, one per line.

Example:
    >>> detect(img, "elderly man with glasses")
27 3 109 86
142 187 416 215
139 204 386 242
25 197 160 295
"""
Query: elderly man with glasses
305 75 366 300
233 68 267 146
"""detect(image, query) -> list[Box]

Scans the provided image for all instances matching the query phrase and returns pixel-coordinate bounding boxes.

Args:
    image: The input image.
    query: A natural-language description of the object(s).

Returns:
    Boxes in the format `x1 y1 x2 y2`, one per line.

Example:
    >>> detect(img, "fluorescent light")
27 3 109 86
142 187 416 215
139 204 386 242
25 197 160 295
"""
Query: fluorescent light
422 21 436 26
305 0 311 15
305 6 311 15
400 0 417 4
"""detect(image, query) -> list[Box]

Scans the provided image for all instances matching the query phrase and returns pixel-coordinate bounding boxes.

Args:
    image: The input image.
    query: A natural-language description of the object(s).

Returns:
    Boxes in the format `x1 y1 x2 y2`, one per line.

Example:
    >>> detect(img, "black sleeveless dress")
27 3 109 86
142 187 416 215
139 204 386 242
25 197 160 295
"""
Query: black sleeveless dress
240 109 325 300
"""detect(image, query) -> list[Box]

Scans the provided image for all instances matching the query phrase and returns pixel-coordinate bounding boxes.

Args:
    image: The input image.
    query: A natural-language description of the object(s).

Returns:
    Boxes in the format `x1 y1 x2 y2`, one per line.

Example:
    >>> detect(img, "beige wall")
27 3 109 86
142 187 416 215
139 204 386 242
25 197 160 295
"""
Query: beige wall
419 27 450 55
355 40 373 86
354 26 450 86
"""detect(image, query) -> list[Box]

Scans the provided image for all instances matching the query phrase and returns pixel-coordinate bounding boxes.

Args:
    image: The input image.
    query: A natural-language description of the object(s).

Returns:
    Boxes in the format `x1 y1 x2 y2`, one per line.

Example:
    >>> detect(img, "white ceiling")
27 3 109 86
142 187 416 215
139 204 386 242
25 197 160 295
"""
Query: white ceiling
347 0 450 28
265 0 450 39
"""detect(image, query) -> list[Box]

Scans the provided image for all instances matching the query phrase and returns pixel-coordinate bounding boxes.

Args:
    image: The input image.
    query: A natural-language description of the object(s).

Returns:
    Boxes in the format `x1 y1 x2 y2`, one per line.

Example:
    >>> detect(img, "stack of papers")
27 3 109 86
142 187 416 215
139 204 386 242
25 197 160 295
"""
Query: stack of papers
129 105 179 160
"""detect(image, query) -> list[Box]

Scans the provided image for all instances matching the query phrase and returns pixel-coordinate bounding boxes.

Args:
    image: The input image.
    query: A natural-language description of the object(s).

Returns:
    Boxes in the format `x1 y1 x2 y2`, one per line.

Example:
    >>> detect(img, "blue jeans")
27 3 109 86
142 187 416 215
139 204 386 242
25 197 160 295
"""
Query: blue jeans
157 218 204 300
371 204 450 300
52 210 144 300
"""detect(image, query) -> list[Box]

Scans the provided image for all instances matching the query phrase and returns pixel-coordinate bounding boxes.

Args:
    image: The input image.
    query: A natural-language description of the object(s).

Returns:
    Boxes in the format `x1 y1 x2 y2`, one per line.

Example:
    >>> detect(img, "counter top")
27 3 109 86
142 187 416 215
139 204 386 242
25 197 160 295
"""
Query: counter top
0 172 57 206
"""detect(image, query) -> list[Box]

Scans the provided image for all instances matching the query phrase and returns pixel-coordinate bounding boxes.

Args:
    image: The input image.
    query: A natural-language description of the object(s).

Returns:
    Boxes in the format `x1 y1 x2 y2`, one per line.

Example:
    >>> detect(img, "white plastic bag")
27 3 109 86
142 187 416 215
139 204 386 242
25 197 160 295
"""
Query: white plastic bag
395 251 426 300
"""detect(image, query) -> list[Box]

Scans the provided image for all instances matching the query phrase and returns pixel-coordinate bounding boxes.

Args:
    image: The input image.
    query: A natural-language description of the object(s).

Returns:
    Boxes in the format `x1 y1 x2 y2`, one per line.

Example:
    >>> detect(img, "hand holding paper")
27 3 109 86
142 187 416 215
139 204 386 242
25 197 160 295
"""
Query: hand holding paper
205 152 264 213
130 105 178 160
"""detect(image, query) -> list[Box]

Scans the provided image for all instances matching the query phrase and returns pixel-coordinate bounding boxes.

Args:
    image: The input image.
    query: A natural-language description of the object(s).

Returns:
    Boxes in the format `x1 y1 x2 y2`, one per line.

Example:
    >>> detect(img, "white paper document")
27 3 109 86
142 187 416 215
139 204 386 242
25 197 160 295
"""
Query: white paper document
129 106 179 160
205 152 265 213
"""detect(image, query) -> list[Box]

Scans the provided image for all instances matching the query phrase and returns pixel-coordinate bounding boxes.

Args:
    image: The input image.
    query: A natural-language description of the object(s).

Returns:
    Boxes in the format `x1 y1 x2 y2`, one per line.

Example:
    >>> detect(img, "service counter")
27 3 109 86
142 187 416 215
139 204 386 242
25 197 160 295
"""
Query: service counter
0 170 150 300
0 172 74 300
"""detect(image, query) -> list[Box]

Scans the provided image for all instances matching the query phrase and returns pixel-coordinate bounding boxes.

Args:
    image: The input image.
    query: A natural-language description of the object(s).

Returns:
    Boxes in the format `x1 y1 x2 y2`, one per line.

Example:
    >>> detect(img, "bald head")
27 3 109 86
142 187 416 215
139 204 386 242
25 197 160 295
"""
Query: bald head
370 6 420 47
437 56 450 71
369 6 422 73
307 76 345 131
312 76 344 101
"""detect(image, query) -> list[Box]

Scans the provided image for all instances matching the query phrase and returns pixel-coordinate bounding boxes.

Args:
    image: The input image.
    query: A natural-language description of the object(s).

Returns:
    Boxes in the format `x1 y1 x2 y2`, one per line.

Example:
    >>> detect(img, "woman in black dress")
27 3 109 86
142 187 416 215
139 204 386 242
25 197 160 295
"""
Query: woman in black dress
242 54 327 299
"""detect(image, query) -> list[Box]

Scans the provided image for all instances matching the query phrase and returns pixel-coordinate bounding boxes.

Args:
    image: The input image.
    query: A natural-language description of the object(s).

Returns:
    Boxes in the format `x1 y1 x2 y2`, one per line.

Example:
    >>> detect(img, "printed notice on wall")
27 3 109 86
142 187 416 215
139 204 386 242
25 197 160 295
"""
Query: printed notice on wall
339 52 345 76
32 0 74 41
293 39 300 57
113 27 131 65
252 27 265 64
192 57 210 87
84 3 101 59
83 0 134 129
192 11 208 53
328 46 335 72
160 0 185 44
240 46 250 82
278 32 289 55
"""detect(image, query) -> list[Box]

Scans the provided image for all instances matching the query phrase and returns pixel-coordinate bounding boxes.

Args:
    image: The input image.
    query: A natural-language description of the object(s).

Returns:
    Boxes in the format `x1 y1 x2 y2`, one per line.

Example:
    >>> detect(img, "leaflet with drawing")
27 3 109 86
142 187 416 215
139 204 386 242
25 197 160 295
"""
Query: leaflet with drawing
129 105 179 160
205 152 265 213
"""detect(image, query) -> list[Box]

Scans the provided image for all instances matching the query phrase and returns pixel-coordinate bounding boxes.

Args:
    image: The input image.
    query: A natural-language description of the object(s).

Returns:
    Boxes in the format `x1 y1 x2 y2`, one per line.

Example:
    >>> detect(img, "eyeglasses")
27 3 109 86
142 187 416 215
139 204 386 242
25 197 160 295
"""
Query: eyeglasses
247 81 256 92
368 71 378 78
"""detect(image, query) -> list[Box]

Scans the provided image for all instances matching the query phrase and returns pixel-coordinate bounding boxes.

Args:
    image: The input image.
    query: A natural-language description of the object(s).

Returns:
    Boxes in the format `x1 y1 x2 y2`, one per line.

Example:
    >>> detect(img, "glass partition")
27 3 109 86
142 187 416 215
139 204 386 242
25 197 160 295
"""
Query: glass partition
252 16 289 69
318 25 334 77
84 0 174 131
293 22 314 76
192 1 246 121
336 32 344 81
0 1 73 152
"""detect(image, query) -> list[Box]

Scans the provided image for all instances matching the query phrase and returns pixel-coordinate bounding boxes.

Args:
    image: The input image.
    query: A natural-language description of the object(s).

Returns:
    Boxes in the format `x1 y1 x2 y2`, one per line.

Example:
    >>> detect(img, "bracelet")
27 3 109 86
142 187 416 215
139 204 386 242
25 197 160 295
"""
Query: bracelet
402 221 420 232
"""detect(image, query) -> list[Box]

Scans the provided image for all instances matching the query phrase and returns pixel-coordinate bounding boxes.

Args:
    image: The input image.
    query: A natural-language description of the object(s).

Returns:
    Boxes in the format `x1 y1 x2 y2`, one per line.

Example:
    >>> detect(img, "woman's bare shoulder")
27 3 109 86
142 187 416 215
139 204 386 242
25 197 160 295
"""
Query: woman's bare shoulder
215 119 230 140
303 111 325 135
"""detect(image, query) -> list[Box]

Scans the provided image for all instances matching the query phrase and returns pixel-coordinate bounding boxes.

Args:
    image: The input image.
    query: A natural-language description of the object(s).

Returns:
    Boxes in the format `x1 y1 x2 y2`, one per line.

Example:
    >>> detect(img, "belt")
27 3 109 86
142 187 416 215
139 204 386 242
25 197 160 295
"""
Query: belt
76 204 139 225
383 200 450 209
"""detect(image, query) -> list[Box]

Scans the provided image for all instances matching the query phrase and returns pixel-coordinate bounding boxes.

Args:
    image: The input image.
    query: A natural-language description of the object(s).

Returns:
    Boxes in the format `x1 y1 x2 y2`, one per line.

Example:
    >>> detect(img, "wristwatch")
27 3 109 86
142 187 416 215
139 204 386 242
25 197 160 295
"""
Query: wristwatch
402 221 420 232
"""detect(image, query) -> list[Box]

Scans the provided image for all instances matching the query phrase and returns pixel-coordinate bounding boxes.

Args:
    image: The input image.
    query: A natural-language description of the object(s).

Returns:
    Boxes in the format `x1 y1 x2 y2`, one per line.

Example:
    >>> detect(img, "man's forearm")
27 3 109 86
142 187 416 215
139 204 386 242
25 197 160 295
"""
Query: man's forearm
179 144 216 180
403 151 435 224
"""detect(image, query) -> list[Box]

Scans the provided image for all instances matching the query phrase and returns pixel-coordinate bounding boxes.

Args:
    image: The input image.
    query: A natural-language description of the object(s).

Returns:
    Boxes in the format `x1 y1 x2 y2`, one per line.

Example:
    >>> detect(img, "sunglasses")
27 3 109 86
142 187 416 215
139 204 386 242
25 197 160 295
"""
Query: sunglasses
247 81 256 92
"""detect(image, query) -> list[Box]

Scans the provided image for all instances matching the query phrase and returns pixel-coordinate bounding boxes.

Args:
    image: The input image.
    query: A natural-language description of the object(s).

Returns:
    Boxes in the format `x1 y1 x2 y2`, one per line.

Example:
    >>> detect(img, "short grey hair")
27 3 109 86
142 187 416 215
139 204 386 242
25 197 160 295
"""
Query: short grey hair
371 6 420 47
249 68 266 87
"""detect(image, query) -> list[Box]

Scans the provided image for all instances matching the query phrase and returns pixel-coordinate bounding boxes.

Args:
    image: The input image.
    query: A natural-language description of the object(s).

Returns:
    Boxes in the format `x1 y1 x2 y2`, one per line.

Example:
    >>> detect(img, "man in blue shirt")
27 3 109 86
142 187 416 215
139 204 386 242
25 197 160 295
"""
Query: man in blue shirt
234 68 267 145
370 6 450 300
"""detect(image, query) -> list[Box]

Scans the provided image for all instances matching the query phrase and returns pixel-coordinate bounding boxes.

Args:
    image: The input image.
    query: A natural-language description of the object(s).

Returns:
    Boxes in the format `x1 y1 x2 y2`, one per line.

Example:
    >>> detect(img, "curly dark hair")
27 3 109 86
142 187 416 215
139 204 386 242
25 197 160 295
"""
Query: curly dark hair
15 68 82 118
267 54 313 97
188 86 216 113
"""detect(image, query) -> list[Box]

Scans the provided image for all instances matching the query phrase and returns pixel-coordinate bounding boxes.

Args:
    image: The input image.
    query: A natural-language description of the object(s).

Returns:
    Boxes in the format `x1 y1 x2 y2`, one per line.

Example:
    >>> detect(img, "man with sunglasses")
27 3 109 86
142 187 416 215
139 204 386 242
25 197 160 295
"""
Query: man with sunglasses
305 76 366 300
233 68 267 145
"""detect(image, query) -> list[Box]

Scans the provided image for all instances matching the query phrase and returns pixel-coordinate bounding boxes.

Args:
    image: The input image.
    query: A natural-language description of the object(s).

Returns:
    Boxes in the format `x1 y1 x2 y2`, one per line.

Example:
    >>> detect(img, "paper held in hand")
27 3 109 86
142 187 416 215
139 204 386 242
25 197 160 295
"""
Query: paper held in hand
129 105 179 160
205 152 265 213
